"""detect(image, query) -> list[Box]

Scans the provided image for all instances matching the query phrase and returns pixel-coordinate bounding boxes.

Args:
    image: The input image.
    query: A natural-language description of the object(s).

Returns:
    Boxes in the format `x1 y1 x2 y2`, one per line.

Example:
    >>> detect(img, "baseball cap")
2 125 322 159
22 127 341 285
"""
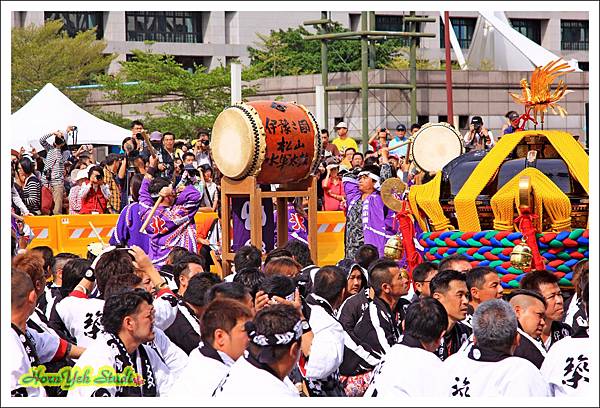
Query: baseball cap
396 124 406 131
149 131 163 142
471 116 483 126
508 111 519 121
74 169 89 182
335 122 348 129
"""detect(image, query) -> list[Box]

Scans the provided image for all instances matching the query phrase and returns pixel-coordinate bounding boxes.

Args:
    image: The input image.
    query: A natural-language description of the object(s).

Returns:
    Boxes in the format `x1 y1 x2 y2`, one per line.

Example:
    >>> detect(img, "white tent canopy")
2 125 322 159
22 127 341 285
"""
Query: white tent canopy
11 83 130 151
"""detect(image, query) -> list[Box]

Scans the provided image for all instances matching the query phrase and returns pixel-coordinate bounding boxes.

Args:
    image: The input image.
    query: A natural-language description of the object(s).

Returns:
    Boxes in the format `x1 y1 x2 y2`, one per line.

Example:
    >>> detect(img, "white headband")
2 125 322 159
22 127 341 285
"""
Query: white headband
358 171 381 182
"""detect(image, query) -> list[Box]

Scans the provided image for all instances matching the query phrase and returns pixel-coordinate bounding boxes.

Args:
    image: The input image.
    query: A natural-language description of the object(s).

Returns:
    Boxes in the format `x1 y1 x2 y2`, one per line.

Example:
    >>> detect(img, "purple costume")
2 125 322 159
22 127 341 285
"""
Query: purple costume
231 194 275 254
274 203 309 245
139 178 202 267
342 164 397 259
109 202 150 254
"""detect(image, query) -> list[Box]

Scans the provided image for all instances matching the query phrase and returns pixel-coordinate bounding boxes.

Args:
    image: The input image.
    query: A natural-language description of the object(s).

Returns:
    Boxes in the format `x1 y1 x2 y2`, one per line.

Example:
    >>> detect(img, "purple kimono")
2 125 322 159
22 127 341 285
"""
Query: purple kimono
274 203 309 245
109 202 150 254
139 178 203 267
231 193 275 254
343 165 397 259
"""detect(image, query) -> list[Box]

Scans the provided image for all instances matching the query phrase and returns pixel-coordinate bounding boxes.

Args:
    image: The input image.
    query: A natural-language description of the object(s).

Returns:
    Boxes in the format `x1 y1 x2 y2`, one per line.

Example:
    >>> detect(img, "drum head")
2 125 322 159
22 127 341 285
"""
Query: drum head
211 106 262 179
410 122 464 172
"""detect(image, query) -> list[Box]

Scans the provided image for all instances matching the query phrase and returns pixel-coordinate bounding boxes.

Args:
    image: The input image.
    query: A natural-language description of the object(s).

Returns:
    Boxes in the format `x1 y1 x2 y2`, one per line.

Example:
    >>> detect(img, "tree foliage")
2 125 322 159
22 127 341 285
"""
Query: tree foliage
11 19 115 112
247 23 405 77
94 50 258 139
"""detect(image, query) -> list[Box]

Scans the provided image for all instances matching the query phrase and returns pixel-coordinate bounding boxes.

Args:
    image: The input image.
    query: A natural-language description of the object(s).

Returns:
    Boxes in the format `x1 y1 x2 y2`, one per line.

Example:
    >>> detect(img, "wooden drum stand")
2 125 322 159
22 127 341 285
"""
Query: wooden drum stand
220 175 318 276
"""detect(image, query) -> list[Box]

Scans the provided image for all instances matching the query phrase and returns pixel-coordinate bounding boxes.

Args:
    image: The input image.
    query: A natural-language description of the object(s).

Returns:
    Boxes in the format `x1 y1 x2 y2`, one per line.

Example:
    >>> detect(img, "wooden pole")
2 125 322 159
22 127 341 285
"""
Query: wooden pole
88 221 106 246
139 196 164 233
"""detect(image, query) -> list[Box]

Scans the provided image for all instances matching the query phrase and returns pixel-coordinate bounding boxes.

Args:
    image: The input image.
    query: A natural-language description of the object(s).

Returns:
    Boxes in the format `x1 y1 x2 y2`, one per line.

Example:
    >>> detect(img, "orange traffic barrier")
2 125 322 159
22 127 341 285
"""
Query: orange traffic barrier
26 211 347 264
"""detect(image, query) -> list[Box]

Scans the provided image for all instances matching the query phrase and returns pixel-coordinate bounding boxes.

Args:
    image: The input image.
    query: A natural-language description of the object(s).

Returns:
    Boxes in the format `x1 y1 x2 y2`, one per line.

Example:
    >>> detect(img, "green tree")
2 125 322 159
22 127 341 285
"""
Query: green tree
94 50 258 139
11 19 115 112
247 23 405 77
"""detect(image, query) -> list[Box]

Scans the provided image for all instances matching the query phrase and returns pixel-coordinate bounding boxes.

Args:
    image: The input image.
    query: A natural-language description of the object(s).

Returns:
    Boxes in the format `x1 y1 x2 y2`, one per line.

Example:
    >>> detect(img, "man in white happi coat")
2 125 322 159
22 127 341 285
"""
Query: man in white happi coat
213 303 304 398
166 298 253 398
441 299 550 397
364 297 448 397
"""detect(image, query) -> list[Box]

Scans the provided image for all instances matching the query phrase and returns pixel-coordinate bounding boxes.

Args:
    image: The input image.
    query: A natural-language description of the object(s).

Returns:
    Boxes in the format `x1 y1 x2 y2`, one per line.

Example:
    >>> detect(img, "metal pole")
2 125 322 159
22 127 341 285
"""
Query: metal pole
368 11 376 69
230 62 242 104
315 85 325 129
361 11 369 154
409 11 417 125
444 11 454 126
321 11 329 131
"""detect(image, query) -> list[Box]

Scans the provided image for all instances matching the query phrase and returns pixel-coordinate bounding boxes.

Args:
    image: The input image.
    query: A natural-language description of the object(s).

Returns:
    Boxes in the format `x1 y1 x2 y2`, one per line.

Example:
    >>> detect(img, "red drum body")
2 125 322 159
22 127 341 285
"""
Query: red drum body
211 101 322 184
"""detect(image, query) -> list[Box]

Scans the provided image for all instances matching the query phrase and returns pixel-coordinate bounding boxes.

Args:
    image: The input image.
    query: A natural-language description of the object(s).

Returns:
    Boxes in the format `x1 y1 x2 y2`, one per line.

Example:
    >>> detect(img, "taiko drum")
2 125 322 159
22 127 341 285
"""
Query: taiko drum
210 101 322 184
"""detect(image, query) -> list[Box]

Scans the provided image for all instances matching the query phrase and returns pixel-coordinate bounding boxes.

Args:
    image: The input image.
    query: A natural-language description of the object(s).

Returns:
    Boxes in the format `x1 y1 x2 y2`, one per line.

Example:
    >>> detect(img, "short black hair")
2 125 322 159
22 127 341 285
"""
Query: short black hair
283 239 314 267
430 269 466 296
30 246 55 276
438 254 470 272
149 177 171 197
12 270 34 308
233 267 265 298
260 275 296 299
61 258 92 294
249 303 301 364
18 157 36 175
183 272 222 307
182 152 195 162
130 173 144 202
103 273 143 299
167 246 190 265
313 266 346 304
506 288 547 308
200 299 253 347
412 261 438 283
233 245 262 272
95 250 135 297
466 266 497 291
368 258 399 297
404 298 448 343
102 289 153 335
205 282 250 304
104 153 122 166
131 120 144 129
344 147 356 155
264 248 293 267
352 152 364 160
172 253 206 287
320 128 329 135
355 244 379 270
87 165 104 180
410 123 421 132
519 270 559 293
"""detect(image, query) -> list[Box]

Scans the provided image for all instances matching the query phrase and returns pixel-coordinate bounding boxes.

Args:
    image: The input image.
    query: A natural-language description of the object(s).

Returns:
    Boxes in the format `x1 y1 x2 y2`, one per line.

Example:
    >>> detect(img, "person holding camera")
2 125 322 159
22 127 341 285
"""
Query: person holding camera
193 130 213 168
368 127 390 152
141 131 175 180
78 165 111 214
464 116 495 151
39 130 68 214
102 153 126 214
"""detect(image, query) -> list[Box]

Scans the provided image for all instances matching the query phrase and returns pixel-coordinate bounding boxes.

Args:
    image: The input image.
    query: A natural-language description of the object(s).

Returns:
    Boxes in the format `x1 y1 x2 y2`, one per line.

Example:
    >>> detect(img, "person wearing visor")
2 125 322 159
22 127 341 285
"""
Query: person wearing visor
342 147 396 260
502 110 523 135
139 157 204 267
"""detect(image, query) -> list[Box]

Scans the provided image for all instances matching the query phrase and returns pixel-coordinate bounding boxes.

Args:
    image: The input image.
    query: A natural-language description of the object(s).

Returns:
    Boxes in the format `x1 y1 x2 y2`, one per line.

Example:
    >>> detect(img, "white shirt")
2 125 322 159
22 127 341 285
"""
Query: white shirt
213 353 299 398
365 343 444 397
304 295 345 380
10 326 62 397
441 350 549 397
463 129 496 148
67 332 174 397
541 335 591 397
166 345 234 398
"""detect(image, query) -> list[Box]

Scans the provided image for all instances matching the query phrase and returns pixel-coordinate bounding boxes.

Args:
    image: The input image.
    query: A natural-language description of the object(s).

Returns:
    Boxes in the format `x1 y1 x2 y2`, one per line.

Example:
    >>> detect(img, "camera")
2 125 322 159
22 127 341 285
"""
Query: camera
95 174 103 181
135 132 144 141
201 139 210 146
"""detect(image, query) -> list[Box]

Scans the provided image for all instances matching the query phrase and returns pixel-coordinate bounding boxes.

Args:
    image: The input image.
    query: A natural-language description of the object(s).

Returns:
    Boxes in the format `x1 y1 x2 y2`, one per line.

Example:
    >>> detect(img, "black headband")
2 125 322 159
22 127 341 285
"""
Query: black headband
245 319 303 347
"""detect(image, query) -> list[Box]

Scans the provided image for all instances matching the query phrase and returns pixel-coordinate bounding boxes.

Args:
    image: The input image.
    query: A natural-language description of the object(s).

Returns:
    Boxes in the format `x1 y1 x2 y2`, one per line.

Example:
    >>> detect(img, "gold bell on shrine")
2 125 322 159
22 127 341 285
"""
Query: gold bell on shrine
510 241 533 270
384 235 404 260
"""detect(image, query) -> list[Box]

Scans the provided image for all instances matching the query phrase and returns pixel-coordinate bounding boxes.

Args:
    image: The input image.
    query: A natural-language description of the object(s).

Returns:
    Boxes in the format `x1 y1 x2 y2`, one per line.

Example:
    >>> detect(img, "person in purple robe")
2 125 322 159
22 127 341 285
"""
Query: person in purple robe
274 198 309 245
342 148 396 260
139 164 203 267
231 185 275 254
109 173 150 253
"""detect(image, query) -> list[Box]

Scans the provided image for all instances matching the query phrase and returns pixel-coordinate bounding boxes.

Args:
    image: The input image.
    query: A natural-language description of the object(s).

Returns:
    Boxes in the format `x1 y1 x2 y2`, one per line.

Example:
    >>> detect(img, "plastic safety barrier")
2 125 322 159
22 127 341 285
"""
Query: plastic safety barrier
25 211 348 265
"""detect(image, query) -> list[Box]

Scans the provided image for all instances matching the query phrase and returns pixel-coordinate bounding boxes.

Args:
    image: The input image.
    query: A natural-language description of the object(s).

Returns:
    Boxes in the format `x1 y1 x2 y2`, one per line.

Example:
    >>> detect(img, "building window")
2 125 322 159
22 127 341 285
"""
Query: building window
510 19 541 45
561 20 588 50
125 11 202 43
375 14 420 46
44 12 104 39
440 17 477 49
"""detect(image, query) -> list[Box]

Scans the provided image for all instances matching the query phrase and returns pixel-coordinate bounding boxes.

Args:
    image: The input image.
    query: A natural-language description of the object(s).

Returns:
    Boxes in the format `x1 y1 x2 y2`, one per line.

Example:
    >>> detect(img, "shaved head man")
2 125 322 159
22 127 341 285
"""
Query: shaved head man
509 289 547 368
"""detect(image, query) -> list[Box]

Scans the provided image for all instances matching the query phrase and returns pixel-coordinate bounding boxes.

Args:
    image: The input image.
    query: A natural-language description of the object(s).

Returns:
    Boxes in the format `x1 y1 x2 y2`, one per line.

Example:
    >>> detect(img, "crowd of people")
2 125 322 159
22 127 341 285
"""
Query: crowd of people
9 116 591 399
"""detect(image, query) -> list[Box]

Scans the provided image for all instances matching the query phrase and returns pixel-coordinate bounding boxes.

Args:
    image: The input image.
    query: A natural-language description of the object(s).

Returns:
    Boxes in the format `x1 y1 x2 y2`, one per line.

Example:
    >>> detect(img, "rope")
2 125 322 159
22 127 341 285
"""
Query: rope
407 172 453 232
490 167 571 232
419 229 588 289
454 130 589 232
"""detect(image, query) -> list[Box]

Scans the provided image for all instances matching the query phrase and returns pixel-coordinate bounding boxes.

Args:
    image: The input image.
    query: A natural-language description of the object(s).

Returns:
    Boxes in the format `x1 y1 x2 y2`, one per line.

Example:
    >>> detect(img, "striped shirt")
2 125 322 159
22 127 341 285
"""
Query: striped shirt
21 175 42 215
39 133 65 186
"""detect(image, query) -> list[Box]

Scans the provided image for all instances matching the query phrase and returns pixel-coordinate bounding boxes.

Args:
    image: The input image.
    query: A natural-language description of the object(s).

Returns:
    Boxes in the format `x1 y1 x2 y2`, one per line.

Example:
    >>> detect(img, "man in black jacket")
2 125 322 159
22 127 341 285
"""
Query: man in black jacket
508 289 548 368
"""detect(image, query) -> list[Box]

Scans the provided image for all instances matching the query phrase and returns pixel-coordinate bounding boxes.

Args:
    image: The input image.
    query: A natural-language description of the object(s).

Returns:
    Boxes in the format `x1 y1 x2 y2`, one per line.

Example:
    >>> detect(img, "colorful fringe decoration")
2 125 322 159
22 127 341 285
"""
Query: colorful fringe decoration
419 229 589 289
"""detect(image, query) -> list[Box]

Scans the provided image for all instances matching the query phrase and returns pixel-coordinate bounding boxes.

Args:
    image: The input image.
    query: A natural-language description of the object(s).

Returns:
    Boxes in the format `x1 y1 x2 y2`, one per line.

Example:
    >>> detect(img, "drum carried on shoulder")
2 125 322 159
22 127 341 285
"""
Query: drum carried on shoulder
394 122 465 173
211 100 323 184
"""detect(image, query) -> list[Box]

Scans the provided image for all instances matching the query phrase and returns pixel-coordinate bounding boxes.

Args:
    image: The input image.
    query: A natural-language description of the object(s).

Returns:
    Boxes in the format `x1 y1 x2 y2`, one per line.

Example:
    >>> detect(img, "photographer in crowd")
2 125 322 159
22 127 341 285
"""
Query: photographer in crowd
39 130 68 214
194 129 213 168
78 165 111 214
464 116 495 151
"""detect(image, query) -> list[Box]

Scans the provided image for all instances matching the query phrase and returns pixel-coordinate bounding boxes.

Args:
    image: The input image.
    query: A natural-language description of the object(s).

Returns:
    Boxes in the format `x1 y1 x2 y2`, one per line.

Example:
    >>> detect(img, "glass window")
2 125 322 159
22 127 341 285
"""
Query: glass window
510 19 541 45
375 14 420 47
561 20 588 50
440 17 477 49
125 11 202 43
44 12 104 39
